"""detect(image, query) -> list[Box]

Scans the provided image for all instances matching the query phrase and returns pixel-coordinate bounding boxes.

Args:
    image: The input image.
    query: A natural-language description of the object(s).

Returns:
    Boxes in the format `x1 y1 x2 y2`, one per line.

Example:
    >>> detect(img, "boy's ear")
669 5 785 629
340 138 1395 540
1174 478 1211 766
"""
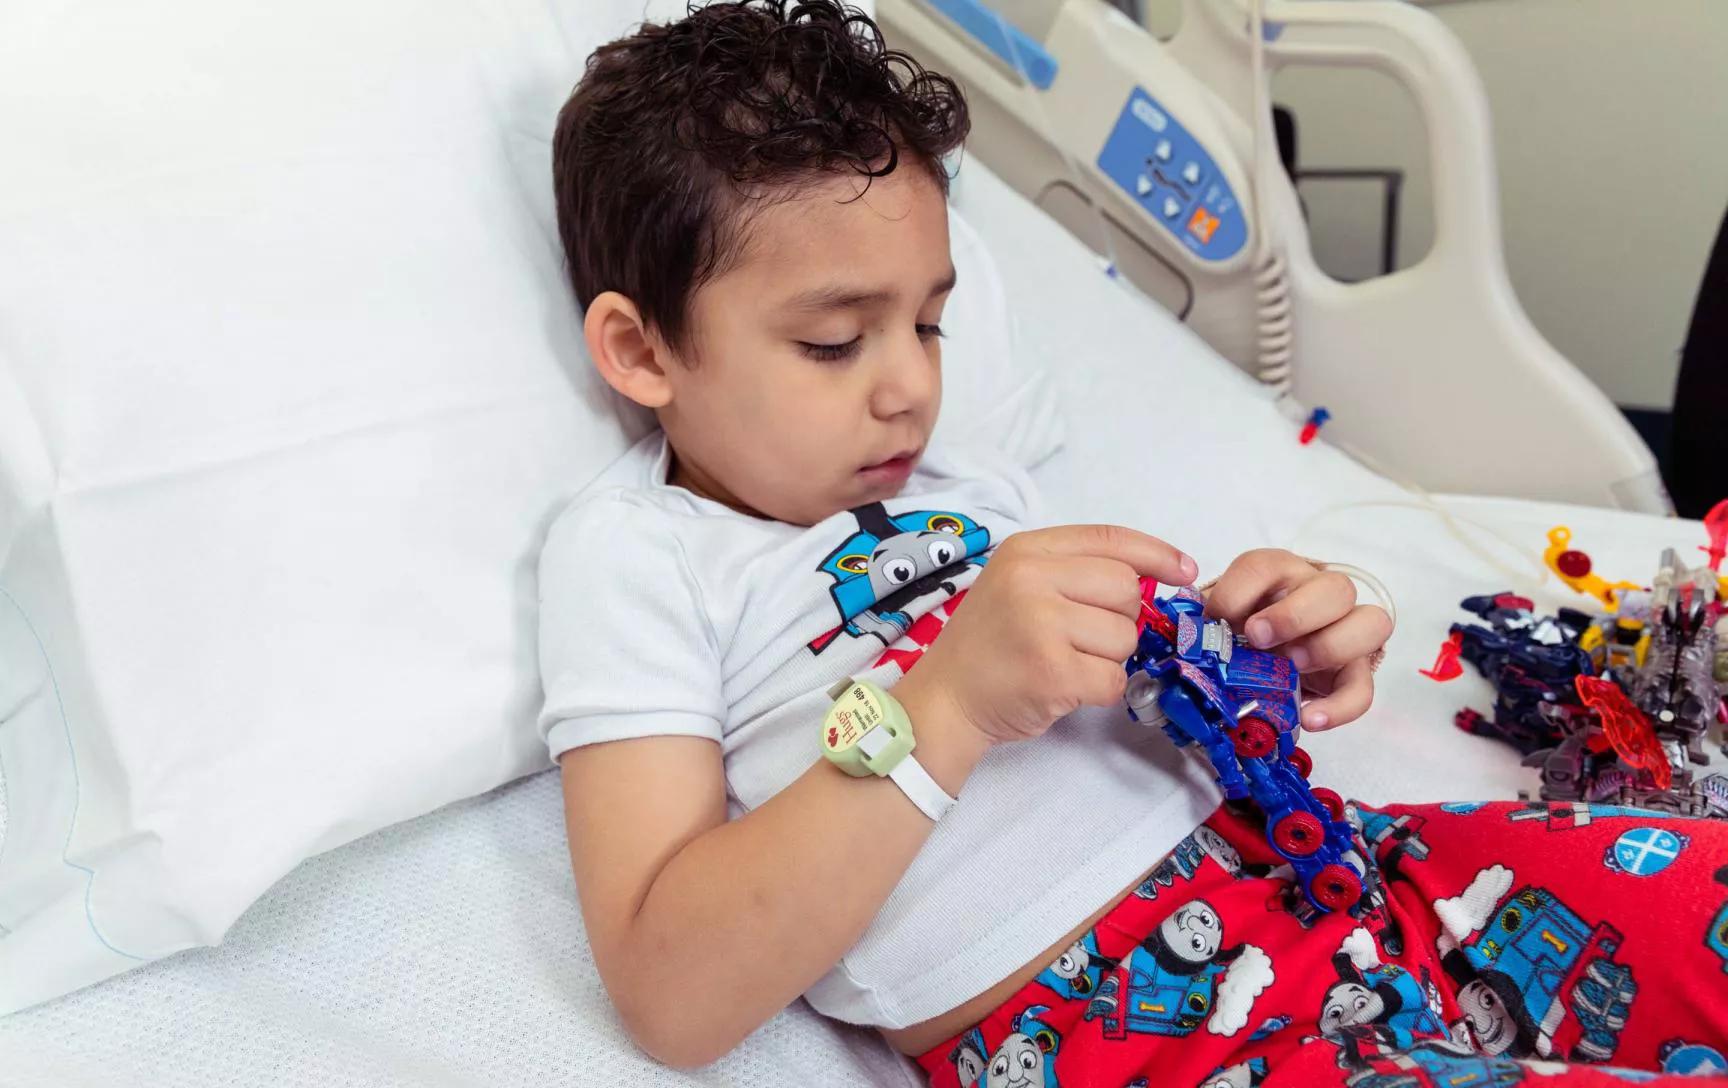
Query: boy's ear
583 291 675 409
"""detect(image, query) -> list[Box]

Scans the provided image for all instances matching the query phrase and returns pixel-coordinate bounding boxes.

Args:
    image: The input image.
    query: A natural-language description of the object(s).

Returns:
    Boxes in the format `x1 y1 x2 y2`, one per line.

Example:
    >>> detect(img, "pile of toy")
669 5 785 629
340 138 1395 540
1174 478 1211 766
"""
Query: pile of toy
1423 501 1728 817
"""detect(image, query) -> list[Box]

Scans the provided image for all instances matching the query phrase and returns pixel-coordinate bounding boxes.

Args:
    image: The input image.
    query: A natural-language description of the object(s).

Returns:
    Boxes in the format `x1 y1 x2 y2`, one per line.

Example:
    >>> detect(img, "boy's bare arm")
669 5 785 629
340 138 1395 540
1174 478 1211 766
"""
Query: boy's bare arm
561 526 1194 1068
560 669 985 1069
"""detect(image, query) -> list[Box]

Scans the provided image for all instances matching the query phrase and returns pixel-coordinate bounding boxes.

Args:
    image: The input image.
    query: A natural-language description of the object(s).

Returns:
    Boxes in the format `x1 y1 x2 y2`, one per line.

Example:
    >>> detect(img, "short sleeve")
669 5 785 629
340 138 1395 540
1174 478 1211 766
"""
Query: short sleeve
932 205 1067 472
536 494 726 762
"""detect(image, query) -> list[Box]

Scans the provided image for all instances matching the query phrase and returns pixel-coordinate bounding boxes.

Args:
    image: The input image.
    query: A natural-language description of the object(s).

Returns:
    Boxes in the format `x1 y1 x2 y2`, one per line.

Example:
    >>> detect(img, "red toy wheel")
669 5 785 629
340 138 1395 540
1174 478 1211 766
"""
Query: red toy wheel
1310 865 1363 911
1231 716 1278 759
1272 811 1325 857
1289 747 1314 778
1312 787 1346 821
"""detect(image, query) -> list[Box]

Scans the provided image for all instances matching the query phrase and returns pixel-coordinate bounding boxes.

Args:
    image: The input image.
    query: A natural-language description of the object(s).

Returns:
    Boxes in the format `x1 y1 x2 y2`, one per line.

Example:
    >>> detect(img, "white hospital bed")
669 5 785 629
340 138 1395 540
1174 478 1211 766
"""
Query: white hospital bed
2 153 1717 1087
878 0 1669 514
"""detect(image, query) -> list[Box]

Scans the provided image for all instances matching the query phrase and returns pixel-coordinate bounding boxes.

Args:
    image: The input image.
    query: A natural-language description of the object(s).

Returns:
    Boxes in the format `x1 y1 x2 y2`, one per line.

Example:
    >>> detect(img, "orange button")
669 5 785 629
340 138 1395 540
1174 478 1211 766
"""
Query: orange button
1187 207 1219 244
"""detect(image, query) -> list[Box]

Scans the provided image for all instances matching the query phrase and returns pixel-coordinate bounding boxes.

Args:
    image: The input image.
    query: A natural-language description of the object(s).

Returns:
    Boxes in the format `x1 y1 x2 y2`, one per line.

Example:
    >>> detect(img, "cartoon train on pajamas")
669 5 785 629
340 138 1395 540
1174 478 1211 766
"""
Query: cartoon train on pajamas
1320 956 1447 1052
1036 930 1117 1000
1131 825 1244 901
1124 579 1363 912
1709 865 1728 975
1338 1039 1529 1088
1081 900 1262 1040
948 1005 1064 1088
1354 807 1430 874
1445 884 1638 1063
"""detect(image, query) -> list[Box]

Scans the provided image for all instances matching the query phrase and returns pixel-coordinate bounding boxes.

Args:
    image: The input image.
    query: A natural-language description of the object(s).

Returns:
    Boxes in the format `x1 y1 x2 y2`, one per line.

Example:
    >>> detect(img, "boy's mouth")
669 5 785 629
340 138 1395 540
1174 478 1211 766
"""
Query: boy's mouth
858 448 921 483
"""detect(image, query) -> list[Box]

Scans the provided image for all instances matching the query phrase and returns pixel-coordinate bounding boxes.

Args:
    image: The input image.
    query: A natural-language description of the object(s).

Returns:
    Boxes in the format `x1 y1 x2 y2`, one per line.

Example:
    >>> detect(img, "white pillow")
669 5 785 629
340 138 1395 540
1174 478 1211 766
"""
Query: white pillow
0 0 1049 1013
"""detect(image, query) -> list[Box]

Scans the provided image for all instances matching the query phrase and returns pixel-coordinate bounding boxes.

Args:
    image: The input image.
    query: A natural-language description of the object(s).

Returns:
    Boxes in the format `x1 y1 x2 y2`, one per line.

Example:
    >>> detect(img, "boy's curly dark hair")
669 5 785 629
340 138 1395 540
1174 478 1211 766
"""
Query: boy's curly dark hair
552 0 969 351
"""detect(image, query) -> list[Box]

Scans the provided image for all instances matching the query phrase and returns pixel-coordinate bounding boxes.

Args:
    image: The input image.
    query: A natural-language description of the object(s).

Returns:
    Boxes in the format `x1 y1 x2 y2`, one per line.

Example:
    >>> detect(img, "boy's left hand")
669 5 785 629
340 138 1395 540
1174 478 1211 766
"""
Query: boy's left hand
1203 548 1392 731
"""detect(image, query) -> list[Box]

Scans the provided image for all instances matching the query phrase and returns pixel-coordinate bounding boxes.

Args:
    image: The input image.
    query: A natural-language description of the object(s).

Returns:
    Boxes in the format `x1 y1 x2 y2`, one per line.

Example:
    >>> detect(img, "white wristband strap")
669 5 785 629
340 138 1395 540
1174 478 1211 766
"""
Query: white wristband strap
858 723 957 822
888 754 956 822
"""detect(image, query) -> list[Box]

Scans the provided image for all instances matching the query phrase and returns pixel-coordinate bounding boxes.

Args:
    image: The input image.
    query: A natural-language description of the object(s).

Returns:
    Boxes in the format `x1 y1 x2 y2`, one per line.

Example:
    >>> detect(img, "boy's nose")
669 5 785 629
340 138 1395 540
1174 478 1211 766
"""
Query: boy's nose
868 336 938 419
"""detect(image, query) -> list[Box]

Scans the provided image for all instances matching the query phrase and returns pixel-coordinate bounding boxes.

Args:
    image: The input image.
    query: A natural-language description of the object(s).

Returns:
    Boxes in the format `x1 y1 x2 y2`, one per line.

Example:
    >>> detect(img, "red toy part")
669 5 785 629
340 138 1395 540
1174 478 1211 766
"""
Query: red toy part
1555 549 1593 579
1420 631 1465 681
1702 498 1728 574
1298 406 1332 446
1309 864 1363 912
1231 716 1278 759
1272 811 1325 857
1311 787 1346 821
1136 577 1177 641
1573 674 1672 790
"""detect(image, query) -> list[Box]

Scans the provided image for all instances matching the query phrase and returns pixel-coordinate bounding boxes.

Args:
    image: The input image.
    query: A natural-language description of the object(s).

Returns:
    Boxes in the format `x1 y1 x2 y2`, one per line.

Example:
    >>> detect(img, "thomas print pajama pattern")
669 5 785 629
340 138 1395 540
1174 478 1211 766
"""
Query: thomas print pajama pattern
917 800 1728 1087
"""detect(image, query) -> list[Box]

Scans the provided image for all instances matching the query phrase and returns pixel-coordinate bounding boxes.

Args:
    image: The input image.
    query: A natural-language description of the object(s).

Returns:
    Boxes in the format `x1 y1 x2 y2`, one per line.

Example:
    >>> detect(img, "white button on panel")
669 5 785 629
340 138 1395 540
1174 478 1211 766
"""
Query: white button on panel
1154 138 1173 162
1182 161 1202 186
1161 195 1182 219
1136 174 1153 197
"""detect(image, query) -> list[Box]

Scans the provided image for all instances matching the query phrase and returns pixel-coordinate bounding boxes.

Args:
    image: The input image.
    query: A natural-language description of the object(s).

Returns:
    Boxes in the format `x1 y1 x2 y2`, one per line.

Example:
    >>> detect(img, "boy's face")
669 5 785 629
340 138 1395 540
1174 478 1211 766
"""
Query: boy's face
659 167 953 526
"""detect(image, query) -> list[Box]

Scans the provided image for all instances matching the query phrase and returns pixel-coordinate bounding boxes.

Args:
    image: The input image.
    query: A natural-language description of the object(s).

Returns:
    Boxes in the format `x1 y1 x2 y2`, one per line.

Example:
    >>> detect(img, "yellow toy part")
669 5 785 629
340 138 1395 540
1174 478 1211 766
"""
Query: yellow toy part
1544 526 1643 612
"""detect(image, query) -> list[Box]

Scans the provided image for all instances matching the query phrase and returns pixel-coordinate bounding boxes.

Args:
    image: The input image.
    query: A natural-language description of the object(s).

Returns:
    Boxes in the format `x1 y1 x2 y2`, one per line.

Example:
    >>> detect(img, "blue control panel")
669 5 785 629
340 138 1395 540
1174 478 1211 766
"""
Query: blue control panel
1096 87 1247 262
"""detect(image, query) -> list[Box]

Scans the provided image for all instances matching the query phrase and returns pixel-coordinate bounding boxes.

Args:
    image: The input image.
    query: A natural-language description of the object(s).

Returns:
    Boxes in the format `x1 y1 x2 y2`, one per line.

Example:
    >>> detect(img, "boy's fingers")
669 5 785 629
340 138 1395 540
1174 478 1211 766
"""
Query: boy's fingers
1242 571 1357 649
1064 600 1143 663
1301 658 1374 730
1204 549 1314 625
1279 605 1394 673
1076 653 1131 708
1049 556 1145 620
1026 524 1196 586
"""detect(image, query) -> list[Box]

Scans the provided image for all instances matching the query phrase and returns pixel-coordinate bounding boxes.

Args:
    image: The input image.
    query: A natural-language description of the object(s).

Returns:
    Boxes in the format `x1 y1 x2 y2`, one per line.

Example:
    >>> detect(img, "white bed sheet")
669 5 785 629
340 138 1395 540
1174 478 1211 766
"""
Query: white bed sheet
1 161 1713 1086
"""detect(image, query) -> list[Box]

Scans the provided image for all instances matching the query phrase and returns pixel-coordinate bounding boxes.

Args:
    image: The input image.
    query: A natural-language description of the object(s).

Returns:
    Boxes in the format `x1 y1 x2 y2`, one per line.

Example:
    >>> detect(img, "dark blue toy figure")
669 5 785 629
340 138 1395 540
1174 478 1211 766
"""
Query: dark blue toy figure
1123 579 1363 912
1442 593 1599 756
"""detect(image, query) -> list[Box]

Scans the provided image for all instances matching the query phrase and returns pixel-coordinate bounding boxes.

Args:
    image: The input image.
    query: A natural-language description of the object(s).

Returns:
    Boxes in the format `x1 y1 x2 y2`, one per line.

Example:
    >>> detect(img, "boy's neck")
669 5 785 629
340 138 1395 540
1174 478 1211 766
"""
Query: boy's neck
666 443 769 521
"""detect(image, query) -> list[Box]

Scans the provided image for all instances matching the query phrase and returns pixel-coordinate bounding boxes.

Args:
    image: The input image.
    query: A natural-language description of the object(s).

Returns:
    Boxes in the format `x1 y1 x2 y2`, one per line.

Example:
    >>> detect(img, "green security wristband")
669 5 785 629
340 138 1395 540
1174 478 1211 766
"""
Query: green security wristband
821 677 915 778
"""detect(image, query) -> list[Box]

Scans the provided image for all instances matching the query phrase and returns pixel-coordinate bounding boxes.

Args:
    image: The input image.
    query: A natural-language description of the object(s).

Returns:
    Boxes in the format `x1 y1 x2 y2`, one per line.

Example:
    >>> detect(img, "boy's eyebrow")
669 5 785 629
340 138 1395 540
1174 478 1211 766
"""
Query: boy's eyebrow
783 266 959 313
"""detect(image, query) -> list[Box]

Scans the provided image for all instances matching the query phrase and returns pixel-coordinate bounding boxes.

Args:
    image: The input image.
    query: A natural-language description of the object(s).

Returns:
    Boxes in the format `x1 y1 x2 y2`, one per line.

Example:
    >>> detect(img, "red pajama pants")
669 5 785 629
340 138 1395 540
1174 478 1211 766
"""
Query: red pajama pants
916 801 1728 1087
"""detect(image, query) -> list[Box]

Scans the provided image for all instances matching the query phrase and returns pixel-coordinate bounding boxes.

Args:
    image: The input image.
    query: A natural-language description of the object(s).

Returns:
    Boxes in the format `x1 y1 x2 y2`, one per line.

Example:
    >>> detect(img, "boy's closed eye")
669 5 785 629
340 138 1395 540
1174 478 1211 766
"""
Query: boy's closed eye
797 324 945 363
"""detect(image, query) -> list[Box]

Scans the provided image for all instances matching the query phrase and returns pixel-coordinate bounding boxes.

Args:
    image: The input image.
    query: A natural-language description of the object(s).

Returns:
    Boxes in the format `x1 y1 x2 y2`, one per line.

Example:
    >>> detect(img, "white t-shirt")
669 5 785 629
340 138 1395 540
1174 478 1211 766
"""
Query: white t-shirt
537 430 1218 1029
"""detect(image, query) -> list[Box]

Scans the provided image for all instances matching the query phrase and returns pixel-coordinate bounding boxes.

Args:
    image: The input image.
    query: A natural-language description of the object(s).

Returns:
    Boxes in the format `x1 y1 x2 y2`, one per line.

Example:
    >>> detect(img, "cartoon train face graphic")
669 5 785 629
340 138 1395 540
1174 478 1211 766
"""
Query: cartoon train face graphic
809 504 990 654
1446 885 1638 1064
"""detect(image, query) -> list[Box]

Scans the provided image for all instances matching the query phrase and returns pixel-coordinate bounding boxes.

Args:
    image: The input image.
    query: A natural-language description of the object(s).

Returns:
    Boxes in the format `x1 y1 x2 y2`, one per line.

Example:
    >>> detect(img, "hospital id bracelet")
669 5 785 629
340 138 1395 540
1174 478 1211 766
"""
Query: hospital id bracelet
821 678 956 822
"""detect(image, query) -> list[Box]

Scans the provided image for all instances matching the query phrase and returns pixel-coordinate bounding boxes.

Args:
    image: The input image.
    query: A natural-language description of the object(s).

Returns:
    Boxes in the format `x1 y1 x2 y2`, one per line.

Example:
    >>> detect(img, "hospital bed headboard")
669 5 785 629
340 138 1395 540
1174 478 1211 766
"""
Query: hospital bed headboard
879 0 1670 514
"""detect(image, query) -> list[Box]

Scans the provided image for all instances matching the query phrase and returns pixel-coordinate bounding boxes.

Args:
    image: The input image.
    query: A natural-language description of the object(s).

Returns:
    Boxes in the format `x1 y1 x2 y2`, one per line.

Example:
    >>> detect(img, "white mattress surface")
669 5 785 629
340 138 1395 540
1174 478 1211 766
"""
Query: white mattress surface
2 161 1716 1086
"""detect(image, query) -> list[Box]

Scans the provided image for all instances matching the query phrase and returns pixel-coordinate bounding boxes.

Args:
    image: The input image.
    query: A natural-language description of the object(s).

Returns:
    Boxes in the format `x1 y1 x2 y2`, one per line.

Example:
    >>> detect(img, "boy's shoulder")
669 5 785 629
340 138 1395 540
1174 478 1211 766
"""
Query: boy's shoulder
541 432 686 564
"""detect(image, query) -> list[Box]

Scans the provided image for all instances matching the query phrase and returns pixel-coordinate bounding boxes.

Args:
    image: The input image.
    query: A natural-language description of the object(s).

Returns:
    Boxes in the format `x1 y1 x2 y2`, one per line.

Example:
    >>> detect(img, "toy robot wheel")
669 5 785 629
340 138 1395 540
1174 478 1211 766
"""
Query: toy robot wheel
1289 747 1314 778
1232 716 1278 759
1271 811 1325 857
1311 787 1347 822
1310 864 1362 911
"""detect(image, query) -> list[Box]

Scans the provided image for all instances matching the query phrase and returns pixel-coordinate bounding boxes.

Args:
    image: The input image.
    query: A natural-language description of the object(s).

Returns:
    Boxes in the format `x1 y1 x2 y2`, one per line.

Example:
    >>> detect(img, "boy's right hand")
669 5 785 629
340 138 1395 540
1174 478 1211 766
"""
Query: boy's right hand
896 525 1197 746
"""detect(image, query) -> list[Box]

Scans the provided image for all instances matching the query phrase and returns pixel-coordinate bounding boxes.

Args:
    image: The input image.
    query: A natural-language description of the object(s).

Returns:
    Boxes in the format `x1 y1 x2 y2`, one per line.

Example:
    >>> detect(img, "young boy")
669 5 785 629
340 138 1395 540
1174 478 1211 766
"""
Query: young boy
540 3 1727 1084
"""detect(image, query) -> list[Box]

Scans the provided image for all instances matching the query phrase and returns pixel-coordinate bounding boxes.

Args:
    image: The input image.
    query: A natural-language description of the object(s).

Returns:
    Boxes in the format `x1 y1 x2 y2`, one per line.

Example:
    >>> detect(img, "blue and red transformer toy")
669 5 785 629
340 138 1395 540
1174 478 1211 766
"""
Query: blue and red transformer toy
1123 579 1363 911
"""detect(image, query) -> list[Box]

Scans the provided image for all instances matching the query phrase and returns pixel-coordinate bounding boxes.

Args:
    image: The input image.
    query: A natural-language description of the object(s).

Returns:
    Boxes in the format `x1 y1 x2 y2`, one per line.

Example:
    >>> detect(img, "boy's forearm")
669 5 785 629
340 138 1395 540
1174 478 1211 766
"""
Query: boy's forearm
612 673 987 1067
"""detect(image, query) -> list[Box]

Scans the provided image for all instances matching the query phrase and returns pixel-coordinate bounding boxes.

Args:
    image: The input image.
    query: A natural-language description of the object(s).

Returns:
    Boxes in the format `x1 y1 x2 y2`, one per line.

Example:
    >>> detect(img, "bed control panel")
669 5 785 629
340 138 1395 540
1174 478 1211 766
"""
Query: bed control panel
1096 87 1248 263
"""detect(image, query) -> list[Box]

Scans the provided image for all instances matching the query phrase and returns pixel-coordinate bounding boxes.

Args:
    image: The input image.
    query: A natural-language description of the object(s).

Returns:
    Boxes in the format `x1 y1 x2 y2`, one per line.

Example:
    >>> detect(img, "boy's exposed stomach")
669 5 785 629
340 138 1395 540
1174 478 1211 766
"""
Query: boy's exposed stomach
881 870 1145 1055
789 702 1221 1034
